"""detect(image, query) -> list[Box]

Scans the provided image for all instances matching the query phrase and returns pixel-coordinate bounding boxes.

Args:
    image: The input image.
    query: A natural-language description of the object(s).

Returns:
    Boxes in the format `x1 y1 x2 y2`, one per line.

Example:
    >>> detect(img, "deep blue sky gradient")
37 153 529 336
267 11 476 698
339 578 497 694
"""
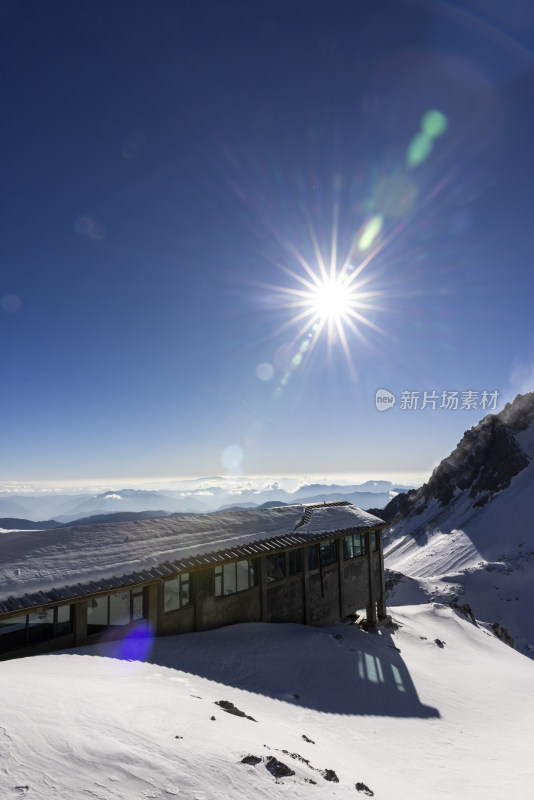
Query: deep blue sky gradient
1 0 534 483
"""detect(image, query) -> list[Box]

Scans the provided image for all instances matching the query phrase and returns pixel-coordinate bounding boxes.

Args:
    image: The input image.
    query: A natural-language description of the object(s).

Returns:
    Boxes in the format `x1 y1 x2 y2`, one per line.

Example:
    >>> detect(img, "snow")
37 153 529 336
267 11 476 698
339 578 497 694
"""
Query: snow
297 505 384 534
385 440 534 655
0 504 382 605
1 606 533 799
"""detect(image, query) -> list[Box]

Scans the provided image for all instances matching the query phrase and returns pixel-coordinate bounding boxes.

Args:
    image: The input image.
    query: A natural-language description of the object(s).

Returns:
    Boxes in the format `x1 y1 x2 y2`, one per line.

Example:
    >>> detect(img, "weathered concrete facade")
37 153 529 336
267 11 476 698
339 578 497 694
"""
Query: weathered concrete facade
0 503 387 661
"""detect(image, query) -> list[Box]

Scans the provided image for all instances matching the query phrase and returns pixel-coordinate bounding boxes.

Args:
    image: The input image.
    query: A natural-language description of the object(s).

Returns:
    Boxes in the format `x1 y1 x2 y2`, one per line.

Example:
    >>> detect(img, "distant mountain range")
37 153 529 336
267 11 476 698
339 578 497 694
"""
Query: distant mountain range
0 480 413 526
384 391 534 658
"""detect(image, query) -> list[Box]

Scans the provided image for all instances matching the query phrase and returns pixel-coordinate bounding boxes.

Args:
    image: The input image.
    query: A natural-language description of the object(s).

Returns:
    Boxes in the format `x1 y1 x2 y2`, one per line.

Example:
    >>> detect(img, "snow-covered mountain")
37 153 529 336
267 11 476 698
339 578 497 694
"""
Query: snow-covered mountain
2 608 533 799
384 392 534 656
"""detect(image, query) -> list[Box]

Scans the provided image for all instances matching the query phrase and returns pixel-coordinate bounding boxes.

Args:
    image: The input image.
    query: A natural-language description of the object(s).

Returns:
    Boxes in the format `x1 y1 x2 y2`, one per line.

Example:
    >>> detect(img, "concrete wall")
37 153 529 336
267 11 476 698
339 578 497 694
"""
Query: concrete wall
264 576 305 624
194 567 262 631
308 566 340 626
341 557 371 617
157 603 195 635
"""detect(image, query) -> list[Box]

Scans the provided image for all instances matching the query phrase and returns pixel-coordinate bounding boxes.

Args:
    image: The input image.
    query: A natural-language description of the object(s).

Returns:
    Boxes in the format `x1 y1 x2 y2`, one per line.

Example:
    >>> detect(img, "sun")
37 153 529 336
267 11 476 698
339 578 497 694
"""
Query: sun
264 258 383 376
309 274 353 323
257 212 386 376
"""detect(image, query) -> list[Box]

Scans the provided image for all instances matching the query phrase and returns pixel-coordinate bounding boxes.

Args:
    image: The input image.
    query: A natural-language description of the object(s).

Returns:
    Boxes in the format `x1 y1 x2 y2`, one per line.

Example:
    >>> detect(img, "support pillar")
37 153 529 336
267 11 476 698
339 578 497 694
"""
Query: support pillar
376 530 388 620
364 530 377 626
337 536 346 620
74 600 87 647
146 583 158 634
260 557 268 622
303 546 311 625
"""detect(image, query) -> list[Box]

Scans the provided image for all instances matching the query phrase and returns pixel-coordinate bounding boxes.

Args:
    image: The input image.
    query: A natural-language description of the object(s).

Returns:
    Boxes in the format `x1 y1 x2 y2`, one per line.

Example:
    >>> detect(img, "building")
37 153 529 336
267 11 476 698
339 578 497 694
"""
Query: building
0 501 388 660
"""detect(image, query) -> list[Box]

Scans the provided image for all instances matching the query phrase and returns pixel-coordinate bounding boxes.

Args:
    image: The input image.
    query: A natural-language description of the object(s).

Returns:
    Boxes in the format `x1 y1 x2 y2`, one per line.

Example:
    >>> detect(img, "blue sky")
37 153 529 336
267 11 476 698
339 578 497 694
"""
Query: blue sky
1 0 534 486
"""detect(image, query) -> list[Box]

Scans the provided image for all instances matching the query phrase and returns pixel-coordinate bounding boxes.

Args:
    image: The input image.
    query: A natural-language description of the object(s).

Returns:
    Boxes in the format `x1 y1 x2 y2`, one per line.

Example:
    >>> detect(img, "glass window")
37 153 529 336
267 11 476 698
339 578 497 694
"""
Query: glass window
288 548 303 576
87 596 109 635
223 563 237 595
343 533 366 560
308 544 319 571
180 576 190 607
87 588 146 634
110 591 131 626
265 552 286 583
28 609 54 645
164 578 181 612
371 531 380 552
164 576 190 612
320 539 337 567
236 559 250 592
0 606 73 653
55 605 73 636
214 566 223 597
214 559 258 597
0 615 27 653
132 589 144 621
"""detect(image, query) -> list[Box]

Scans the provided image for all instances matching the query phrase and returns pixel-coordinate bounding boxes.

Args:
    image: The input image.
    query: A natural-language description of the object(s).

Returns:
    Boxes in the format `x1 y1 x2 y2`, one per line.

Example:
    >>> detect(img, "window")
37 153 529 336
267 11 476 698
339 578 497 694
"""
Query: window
28 608 54 645
163 573 191 612
214 559 258 597
288 548 303 576
343 533 366 560
320 539 337 567
308 544 319 571
265 552 286 583
371 531 380 552
0 606 73 654
87 589 145 636
0 615 27 653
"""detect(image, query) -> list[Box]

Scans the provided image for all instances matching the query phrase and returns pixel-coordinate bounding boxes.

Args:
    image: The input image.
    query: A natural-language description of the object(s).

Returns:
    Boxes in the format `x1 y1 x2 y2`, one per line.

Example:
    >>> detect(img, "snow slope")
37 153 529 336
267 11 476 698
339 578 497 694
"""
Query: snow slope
385 410 534 656
1 608 533 799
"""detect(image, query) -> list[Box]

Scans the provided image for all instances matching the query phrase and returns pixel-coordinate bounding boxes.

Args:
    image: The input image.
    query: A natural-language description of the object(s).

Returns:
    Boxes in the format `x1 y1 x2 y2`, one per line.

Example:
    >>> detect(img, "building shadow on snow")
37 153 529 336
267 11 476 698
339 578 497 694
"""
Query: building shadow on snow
71 621 440 719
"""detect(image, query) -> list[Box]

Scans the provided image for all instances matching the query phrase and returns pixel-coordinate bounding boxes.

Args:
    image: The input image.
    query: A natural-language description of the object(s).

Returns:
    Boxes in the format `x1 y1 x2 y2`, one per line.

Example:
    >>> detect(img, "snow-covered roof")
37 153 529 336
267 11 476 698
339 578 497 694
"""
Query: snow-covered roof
296 504 385 534
0 502 385 613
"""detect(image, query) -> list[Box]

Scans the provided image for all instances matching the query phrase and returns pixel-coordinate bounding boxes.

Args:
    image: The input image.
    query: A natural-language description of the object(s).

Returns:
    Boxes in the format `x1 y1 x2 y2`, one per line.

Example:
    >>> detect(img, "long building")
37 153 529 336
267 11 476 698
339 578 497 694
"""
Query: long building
0 501 388 660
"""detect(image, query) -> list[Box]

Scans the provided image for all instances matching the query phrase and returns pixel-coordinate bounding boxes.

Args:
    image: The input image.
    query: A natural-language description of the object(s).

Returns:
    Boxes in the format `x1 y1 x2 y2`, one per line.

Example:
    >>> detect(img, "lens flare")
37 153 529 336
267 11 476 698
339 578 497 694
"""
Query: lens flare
260 209 386 378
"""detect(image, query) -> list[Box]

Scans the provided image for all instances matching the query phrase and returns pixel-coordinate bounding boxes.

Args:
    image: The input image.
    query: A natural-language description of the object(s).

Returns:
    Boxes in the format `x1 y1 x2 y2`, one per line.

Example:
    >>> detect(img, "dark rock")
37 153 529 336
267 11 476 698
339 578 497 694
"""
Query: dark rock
451 601 477 625
281 750 310 766
241 755 262 766
434 639 445 648
215 700 257 721
265 757 295 778
323 769 339 782
355 781 374 795
210 716 216 720
492 622 515 649
301 734 315 744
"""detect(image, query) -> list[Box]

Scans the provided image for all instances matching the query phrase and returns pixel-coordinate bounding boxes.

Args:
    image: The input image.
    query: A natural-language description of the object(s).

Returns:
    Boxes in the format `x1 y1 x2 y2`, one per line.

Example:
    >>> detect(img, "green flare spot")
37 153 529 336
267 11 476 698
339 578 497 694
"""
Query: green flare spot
421 110 448 139
407 132 433 168
358 214 383 251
